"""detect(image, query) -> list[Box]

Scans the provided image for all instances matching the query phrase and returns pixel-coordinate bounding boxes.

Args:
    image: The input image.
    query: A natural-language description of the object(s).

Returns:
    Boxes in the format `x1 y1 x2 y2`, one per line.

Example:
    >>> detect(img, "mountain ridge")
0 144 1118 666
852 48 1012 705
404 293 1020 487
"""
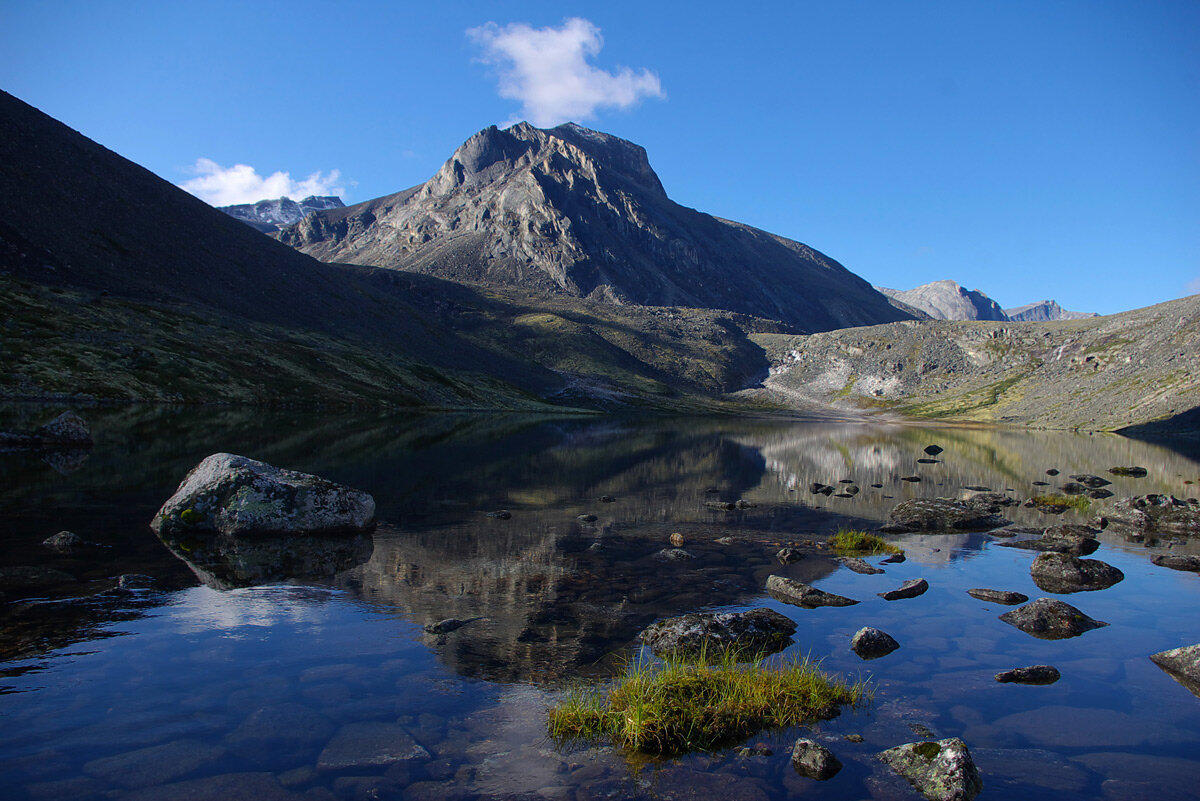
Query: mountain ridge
220 195 344 233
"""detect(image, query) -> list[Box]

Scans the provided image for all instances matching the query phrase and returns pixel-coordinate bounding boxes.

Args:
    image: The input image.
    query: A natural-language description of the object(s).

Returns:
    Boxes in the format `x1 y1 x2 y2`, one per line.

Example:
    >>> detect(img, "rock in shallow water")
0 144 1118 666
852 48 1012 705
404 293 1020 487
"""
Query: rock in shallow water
151 453 375 537
967 588 1028 605
1150 554 1200 572
842 557 884 575
879 578 929 601
1030 552 1124 594
878 737 982 801
851 627 900 660
791 738 842 780
883 497 1009 533
640 608 795 656
998 598 1108 639
1149 643 1200 698
766 575 858 608
994 665 1061 685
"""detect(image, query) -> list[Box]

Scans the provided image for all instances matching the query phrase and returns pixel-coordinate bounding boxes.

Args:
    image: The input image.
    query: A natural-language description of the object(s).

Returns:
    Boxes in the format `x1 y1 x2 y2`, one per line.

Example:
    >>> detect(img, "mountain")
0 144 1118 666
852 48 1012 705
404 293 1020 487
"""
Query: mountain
876 280 1007 321
747 293 1200 432
0 90 774 410
220 195 344 233
279 122 911 333
1005 299 1098 322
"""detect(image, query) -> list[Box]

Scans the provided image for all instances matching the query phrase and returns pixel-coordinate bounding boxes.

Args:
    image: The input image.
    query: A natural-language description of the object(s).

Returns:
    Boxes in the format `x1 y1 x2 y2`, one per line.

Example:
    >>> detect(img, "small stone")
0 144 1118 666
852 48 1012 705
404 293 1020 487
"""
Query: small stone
962 486 991 492
487 510 512 519
32 411 92 447
1046 469 1060 476
1069 474 1112 488
599 495 617 502
706 501 737 511
423 617 481 634
902 475 922 482
1108 466 1147 477
1086 488 1114 499
967 588 1028 605
879 578 929 601
715 537 735 545
881 552 907 563
42 530 87 552
577 514 598 523
918 458 939 464
842 557 884 575
845 734 865 743
655 547 695 560
994 665 1061 685
851 627 900 660
776 547 805 564
669 532 685 547
767 575 858 608
735 499 752 509
924 445 944 456
641 609 795 657
792 738 842 780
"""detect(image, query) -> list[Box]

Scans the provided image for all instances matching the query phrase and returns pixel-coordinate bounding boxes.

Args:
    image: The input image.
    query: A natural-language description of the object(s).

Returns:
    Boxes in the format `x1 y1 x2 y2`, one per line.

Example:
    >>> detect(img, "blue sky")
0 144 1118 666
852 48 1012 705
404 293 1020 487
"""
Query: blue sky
2 0 1196 315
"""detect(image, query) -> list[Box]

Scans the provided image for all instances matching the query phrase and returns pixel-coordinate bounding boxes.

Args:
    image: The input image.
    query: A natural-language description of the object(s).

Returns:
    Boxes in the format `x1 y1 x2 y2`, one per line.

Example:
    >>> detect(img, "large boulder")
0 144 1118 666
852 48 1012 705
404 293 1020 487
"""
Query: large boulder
1101 495 1200 538
998 598 1108 639
1029 552 1124 593
640 609 796 657
0 410 93 449
882 497 1009 533
151 453 376 537
766 575 858 608
878 737 982 801
1149 643 1200 698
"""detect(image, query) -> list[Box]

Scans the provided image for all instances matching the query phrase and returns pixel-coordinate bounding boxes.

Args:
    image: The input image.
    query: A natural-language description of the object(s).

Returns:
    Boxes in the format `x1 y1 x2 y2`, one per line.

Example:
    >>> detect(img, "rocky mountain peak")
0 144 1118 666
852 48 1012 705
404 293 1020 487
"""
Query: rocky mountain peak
877 280 1008 321
220 194 344 233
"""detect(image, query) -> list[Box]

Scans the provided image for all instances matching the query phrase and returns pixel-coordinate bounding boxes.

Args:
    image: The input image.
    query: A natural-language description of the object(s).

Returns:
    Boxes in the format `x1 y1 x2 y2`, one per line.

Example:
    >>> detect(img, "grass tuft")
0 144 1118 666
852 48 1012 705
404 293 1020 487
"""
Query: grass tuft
1030 494 1091 513
548 649 865 756
830 528 899 555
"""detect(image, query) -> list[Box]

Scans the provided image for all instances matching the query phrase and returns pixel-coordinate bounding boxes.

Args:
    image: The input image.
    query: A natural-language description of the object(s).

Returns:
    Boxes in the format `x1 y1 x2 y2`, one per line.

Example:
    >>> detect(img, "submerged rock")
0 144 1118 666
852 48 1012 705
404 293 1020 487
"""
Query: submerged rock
842 557 884 575
1149 643 1200 698
640 609 796 657
883 497 1009 533
994 665 1061 685
878 737 982 801
1030 552 1124 593
879 578 929 601
999 598 1109 639
1151 554 1200 572
792 738 842 780
151 453 376 537
851 627 900 660
766 575 858 608
967 588 1028 606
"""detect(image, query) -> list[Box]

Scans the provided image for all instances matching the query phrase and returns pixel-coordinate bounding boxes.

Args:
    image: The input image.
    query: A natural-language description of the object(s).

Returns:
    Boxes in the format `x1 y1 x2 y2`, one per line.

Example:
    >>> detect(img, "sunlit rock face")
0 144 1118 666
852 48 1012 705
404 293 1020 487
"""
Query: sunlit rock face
281 122 910 332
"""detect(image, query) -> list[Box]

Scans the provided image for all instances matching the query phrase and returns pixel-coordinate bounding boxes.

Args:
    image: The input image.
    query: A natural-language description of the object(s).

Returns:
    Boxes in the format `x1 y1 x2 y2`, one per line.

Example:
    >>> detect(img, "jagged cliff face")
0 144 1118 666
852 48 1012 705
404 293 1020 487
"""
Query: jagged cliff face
281 122 911 333
877 280 1008 321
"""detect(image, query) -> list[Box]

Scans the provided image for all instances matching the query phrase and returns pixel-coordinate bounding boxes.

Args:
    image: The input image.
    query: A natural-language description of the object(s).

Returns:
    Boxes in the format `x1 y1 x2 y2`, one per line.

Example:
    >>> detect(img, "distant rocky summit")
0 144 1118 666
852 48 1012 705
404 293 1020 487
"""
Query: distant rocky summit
1004 299 1097 322
220 195 344 233
280 122 910 333
877 280 1007 321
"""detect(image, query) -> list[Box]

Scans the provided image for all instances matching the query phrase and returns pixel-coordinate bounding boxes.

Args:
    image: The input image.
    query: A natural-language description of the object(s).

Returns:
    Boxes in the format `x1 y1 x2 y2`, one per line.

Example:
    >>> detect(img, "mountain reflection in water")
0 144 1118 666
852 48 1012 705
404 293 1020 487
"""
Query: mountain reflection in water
1 406 1199 800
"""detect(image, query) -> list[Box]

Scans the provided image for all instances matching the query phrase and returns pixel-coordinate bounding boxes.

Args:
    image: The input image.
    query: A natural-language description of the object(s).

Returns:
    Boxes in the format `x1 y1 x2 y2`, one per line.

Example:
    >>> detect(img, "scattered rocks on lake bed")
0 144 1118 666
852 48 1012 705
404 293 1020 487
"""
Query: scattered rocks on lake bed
999 598 1109 639
766 575 859 608
967 588 1028 605
994 665 1061 685
878 737 982 801
879 578 929 601
1149 643 1200 698
1030 552 1124 593
151 453 376 537
851 627 900 660
1150 554 1200 572
640 609 796 656
791 738 843 780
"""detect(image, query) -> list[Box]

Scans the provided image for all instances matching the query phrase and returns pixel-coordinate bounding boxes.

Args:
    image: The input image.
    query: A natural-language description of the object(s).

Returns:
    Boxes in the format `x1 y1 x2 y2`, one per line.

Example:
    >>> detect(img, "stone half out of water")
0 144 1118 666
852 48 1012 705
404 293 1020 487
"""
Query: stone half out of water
878 737 983 801
998 598 1109 640
1149 643 1200 699
150 452 376 538
640 609 796 657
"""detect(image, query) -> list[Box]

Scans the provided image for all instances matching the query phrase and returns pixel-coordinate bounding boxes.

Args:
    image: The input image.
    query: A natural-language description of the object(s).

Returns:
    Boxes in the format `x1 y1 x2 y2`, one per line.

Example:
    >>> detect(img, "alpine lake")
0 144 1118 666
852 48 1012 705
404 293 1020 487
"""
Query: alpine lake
1 405 1198 801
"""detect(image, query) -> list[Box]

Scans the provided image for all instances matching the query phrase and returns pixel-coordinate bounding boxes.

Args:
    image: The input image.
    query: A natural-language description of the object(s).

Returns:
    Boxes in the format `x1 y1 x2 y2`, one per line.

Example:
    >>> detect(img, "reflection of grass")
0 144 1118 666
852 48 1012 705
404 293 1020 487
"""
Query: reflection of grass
548 650 864 756
1031 494 1091 513
831 528 899 555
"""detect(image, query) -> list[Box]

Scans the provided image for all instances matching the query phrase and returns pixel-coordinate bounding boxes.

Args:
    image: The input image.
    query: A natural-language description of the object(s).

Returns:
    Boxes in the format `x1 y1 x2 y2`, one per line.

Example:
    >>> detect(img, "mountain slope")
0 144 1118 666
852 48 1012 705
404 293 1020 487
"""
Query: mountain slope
280 122 911 333
220 195 344 233
877 280 1008 321
1005 299 1098 322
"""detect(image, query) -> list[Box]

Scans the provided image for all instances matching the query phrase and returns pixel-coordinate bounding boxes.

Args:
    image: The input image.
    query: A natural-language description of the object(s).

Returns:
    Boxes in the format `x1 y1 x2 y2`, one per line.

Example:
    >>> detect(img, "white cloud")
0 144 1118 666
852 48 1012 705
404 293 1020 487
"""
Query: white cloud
178 158 346 206
467 17 664 127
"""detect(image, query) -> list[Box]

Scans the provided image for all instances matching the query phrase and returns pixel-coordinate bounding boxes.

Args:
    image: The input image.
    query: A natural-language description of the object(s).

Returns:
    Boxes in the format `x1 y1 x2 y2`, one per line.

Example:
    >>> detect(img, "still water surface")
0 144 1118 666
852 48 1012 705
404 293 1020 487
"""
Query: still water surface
1 408 1198 800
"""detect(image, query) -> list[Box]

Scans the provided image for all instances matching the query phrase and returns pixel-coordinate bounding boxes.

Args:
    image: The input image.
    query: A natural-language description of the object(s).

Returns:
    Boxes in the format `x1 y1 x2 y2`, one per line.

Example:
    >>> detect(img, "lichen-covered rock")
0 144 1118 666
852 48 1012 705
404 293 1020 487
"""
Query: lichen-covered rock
640 609 796 656
150 453 376 537
33 411 93 447
1149 643 1200 698
766 575 858 608
851 627 900 660
1151 554 1200 572
998 598 1108 639
994 665 1060 685
42 530 88 552
791 738 842 780
967 588 1028 605
879 578 929 601
1030 552 1124 593
1102 495 1200 537
878 737 982 801
883 498 1009 533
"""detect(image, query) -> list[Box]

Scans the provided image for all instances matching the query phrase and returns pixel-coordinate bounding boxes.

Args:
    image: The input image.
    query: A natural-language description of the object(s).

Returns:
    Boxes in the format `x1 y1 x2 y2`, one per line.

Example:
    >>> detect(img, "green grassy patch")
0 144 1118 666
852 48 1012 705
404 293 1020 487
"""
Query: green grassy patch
548 651 864 756
830 528 899 555
897 372 1028 420
1030 494 1091 514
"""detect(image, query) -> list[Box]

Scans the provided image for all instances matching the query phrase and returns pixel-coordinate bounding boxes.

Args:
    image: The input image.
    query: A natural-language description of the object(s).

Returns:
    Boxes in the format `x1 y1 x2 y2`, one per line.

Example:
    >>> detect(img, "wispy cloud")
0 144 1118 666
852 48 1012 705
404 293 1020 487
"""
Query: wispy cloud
467 17 664 127
178 158 346 206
